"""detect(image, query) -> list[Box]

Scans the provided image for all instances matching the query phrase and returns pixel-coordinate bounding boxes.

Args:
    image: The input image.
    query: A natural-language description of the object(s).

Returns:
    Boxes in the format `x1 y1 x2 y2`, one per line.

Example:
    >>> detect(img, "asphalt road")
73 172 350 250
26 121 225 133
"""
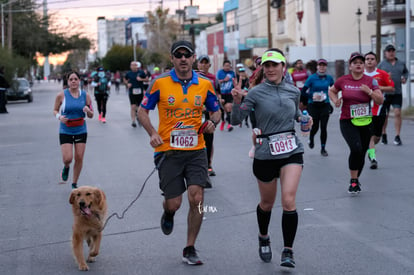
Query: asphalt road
0 81 413 275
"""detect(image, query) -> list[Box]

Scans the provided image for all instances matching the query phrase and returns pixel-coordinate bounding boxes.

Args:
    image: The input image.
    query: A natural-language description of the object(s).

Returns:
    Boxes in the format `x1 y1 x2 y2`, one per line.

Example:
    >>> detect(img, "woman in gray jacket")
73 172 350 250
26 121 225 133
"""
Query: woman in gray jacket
231 49 312 269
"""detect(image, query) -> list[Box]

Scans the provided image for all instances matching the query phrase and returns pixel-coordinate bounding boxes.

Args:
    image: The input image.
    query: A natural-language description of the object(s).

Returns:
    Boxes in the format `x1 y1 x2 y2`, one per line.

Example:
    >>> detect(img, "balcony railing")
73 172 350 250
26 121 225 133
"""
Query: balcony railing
367 0 408 21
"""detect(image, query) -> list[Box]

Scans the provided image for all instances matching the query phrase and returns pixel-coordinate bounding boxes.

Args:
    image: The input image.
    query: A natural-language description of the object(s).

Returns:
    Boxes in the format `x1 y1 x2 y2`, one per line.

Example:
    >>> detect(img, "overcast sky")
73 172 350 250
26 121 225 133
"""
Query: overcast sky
36 0 224 36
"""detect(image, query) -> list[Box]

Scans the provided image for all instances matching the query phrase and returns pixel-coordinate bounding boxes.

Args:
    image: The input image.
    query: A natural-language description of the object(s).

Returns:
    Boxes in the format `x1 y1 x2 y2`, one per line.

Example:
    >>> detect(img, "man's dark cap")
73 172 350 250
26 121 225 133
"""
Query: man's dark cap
198 55 210 63
385 44 396 51
171 40 194 54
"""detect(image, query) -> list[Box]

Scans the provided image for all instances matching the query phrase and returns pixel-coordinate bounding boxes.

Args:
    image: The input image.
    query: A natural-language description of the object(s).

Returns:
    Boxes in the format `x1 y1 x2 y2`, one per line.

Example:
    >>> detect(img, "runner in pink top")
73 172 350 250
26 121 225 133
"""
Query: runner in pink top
329 52 383 194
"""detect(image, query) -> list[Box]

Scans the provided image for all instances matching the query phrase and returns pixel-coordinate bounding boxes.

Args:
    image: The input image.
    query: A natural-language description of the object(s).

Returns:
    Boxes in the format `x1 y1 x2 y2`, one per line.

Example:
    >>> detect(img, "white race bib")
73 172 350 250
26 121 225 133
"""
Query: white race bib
312 91 327 102
296 81 304 88
350 103 369 118
268 132 297 156
132 88 142 95
170 130 198 148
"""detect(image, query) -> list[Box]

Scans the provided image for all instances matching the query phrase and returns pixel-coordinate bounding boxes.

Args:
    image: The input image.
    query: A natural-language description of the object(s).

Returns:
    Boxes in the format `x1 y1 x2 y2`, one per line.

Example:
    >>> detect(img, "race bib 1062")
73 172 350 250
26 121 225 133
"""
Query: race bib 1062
170 129 198 148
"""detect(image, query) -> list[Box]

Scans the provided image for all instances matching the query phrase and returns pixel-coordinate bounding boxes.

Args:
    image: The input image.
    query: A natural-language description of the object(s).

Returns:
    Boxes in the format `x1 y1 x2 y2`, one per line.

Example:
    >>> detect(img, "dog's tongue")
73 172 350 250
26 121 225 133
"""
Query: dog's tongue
81 206 92 216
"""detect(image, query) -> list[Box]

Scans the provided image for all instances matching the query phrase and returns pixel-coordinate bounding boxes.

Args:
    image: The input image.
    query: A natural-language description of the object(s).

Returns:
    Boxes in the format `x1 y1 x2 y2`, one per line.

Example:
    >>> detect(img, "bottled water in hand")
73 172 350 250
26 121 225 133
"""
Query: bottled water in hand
301 110 310 137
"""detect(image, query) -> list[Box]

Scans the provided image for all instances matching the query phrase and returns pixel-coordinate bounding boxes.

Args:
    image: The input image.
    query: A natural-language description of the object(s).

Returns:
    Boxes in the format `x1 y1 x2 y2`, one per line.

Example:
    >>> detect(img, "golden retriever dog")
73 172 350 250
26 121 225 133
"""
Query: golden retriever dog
69 186 107 271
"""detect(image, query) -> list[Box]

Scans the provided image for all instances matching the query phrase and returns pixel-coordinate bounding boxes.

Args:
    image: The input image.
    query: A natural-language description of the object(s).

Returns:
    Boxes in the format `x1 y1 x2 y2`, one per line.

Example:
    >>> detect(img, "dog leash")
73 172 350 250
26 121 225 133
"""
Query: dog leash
100 153 166 232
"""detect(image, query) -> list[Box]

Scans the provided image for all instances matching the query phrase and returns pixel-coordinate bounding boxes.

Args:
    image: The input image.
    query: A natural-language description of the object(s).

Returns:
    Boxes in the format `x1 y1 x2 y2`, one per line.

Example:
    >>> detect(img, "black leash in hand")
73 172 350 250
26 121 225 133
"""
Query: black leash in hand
100 153 166 232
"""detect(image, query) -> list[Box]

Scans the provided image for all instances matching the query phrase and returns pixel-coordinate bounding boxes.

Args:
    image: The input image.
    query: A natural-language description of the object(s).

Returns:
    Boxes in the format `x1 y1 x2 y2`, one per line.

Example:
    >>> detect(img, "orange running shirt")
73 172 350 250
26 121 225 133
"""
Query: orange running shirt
141 69 220 152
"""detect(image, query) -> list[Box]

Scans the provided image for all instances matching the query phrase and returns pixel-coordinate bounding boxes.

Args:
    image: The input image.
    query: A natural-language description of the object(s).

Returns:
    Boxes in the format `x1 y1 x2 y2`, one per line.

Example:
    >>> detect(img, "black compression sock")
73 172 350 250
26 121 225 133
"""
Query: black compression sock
257 204 272 236
282 210 298 247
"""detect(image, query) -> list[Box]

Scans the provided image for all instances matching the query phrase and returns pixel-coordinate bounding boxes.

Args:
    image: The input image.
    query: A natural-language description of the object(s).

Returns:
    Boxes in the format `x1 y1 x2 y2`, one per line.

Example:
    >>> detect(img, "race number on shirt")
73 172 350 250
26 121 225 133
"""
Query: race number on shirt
132 88 142 95
350 103 369 118
312 91 327 102
296 81 304 88
170 129 198 148
268 132 297 156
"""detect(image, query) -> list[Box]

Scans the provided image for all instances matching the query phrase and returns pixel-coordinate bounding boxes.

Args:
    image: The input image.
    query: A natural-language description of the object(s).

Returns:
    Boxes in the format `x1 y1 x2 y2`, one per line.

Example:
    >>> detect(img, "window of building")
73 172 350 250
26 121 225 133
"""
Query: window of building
320 0 329 12
226 10 237 33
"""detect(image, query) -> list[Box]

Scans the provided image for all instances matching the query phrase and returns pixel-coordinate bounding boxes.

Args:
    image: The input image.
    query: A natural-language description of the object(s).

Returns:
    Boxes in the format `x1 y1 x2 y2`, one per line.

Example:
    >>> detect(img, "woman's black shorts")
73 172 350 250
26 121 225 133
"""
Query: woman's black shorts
253 153 303 182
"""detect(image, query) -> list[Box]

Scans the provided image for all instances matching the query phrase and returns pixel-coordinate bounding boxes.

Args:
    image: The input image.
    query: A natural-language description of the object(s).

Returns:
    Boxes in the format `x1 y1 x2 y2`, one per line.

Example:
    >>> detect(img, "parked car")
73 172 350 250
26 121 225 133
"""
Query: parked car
6 78 33 103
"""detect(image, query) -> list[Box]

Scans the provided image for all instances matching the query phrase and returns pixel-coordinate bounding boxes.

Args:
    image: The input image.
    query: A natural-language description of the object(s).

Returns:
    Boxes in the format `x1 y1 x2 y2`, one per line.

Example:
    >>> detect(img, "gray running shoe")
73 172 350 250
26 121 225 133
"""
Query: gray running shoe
182 246 203 265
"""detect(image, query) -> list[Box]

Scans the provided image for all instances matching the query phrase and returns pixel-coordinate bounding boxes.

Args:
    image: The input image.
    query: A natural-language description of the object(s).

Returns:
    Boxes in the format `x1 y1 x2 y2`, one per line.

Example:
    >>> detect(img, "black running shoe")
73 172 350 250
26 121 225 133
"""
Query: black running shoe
182 246 203 265
208 166 216 177
394 135 402 146
308 139 314 149
321 148 328 157
381 134 387 145
160 212 174 235
258 235 272 263
370 158 378 169
280 248 295 268
131 122 137 128
348 180 361 194
71 183 78 189
61 166 69 182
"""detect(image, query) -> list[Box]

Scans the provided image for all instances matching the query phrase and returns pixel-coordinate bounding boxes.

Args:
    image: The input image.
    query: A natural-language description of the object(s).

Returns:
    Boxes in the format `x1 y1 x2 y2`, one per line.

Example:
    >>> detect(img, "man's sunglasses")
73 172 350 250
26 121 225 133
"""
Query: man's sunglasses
173 52 193 59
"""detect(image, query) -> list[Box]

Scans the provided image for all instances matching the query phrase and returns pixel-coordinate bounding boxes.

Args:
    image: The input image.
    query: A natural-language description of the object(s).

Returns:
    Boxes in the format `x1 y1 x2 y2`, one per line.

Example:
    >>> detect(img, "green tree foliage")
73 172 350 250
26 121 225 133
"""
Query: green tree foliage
102 45 146 72
215 12 223 23
0 48 30 82
3 0 91 72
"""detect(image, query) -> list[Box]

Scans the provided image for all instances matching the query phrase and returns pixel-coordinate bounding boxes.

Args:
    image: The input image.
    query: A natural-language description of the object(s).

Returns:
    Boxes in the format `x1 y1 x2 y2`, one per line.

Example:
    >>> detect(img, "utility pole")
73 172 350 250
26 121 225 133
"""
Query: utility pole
314 0 322 59
7 1 12 50
356 8 362 53
43 0 50 81
376 0 381 61
405 0 411 107
1 3 5 48
267 0 272 48
190 0 195 47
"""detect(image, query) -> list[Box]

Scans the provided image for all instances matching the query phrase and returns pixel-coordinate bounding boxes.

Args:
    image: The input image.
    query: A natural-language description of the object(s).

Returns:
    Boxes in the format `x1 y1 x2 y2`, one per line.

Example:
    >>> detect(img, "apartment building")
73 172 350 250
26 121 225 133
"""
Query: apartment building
97 17 127 59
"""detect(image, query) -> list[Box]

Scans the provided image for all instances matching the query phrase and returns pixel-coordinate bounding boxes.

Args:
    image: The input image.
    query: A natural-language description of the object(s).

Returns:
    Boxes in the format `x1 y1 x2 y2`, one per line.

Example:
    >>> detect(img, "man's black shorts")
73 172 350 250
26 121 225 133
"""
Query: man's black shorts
129 93 143 106
221 93 233 105
154 150 211 199
370 115 386 137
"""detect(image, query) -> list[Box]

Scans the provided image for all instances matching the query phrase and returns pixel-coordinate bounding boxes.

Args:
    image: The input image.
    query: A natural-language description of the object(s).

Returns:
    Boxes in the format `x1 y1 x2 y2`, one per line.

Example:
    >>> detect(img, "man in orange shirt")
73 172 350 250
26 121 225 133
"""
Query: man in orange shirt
138 40 220 265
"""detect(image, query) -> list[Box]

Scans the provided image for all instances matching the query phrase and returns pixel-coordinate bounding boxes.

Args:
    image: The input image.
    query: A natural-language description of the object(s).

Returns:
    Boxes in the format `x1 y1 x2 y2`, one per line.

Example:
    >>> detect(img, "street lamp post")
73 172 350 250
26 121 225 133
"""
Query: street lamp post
1 0 17 48
356 7 362 53
1 3 4 48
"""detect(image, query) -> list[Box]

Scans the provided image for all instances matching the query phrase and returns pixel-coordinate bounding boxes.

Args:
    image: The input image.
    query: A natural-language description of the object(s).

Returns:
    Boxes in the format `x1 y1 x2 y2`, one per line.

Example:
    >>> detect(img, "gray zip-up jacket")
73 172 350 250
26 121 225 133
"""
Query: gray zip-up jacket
232 78 304 160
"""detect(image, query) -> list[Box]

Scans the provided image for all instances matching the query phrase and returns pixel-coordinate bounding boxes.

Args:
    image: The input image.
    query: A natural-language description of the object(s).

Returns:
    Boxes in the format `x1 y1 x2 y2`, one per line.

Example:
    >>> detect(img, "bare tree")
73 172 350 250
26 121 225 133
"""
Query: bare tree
144 6 181 55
